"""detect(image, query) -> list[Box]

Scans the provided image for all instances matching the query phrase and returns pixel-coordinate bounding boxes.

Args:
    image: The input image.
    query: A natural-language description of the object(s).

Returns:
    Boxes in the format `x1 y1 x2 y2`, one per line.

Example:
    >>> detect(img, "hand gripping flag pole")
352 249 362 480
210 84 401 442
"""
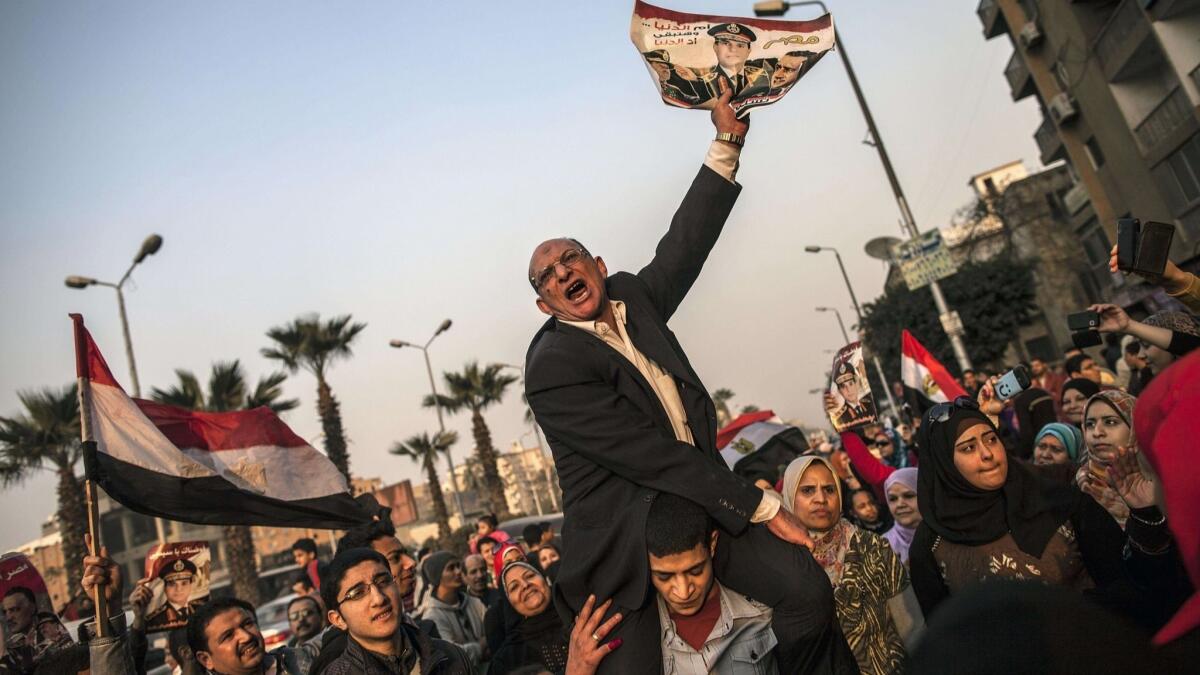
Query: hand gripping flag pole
71 313 110 638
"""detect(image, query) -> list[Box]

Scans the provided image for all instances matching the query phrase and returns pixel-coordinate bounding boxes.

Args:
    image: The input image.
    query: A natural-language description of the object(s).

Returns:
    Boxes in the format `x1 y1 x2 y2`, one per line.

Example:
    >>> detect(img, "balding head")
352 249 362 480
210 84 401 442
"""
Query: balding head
528 237 609 322
463 553 489 595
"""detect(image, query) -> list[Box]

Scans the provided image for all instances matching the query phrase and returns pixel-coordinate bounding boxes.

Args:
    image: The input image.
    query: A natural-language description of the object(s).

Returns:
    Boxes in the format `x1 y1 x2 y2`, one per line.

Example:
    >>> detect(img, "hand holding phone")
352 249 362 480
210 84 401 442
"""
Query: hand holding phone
1116 218 1175 277
994 365 1031 401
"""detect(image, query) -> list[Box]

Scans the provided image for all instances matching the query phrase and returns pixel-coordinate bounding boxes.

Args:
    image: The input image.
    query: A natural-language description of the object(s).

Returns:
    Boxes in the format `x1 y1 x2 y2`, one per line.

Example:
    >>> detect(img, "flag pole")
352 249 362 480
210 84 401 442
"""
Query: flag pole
71 314 110 638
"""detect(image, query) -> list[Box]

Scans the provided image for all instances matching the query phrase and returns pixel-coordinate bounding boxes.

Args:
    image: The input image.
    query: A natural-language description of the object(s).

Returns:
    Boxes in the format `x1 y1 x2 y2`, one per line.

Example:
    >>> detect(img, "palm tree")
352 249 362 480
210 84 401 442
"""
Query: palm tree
712 388 735 427
391 431 457 547
424 362 518 516
261 314 365 480
0 385 86 596
150 361 298 606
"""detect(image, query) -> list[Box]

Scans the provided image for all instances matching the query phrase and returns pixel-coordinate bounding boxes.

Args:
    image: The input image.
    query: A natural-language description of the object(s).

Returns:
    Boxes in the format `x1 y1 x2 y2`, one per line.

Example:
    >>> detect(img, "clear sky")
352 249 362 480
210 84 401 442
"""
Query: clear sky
0 1 1041 552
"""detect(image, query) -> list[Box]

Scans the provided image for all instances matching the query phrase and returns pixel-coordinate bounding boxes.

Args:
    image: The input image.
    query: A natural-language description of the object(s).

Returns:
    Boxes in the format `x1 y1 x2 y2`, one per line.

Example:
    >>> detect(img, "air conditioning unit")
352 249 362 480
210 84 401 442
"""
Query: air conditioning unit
1048 92 1078 125
1019 21 1044 49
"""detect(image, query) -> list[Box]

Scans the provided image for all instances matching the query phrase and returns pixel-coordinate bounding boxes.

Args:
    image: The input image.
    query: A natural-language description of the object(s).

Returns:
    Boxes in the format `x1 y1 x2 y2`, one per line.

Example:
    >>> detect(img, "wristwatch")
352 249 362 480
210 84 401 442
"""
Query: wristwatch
715 132 745 147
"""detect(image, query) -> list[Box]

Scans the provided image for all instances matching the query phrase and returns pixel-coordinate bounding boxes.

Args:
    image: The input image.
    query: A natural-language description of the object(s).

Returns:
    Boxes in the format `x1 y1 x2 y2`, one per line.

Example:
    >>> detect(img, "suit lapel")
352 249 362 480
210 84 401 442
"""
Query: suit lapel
619 298 701 388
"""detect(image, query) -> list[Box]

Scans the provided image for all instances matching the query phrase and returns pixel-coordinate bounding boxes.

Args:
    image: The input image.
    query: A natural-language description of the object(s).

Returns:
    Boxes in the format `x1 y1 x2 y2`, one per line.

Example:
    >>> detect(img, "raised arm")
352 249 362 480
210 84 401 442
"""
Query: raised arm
840 430 895 491
637 80 750 321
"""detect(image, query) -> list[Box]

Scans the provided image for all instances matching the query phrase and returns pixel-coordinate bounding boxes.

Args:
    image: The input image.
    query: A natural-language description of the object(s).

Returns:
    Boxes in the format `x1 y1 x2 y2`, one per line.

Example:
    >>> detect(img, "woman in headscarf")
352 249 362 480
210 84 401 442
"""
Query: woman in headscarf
1032 422 1084 467
882 468 920 566
1011 388 1058 460
484 543 529 655
1076 391 1136 527
1059 378 1100 428
908 395 1128 618
487 561 569 674
782 455 923 674
1132 350 1200 664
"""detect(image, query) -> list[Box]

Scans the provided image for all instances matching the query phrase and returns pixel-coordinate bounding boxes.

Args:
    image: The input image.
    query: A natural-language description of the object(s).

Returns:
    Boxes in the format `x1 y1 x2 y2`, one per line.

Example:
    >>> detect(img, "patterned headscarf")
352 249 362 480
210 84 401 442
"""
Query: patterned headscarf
1075 390 1138 526
1143 311 1200 338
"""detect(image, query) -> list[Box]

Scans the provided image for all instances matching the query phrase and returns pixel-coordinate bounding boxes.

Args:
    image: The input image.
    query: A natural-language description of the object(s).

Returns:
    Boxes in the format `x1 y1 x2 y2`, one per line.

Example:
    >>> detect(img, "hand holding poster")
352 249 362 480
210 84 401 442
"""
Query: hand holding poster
142 541 211 633
0 553 73 669
827 342 877 432
630 0 835 117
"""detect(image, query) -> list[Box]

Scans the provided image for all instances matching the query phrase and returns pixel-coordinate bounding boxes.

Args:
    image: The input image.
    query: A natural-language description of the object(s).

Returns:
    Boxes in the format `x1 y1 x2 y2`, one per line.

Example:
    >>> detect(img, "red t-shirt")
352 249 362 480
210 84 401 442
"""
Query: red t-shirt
668 586 721 652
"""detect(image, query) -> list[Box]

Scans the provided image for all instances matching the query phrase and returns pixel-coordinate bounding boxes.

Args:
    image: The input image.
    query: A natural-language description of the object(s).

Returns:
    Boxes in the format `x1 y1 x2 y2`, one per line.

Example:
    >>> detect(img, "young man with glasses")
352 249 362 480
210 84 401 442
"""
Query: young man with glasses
524 81 854 673
321 548 469 675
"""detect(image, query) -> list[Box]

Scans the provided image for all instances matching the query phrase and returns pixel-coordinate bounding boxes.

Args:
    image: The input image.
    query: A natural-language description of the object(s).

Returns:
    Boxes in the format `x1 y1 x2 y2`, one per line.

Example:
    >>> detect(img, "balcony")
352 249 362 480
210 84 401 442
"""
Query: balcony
1093 0 1152 81
1035 116 1065 165
1134 87 1195 155
977 0 1007 39
1063 182 1090 215
1006 51 1035 101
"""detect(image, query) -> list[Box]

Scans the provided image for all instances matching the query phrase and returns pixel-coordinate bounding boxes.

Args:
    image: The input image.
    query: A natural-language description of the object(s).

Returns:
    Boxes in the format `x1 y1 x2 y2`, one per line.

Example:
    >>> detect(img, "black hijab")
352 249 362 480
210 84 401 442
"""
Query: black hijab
1061 378 1100 404
916 406 1075 557
1012 387 1058 460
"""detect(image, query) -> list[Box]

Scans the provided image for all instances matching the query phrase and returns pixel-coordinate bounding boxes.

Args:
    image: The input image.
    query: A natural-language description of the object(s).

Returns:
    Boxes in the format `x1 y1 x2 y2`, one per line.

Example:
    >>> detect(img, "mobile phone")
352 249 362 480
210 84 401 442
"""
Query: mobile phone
1134 220 1174 277
1067 311 1099 332
1071 329 1102 349
1116 218 1139 272
994 364 1031 401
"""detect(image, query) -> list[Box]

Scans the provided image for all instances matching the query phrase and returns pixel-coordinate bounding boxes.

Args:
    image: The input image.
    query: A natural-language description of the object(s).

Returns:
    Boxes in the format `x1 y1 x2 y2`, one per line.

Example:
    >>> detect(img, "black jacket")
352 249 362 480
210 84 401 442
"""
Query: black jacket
319 621 470 675
525 165 763 613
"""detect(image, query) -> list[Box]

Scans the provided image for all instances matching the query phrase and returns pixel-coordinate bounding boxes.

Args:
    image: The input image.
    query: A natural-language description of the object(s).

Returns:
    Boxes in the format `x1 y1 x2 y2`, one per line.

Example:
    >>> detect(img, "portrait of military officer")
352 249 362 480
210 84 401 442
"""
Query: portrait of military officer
642 49 715 107
145 558 206 630
833 360 875 427
705 22 769 97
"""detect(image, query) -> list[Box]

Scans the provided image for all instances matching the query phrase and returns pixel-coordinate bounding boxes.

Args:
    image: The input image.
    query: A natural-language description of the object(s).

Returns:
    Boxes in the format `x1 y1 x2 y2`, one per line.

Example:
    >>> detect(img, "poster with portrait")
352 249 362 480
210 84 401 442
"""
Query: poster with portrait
0 552 73 666
827 342 877 432
630 0 835 118
142 541 211 633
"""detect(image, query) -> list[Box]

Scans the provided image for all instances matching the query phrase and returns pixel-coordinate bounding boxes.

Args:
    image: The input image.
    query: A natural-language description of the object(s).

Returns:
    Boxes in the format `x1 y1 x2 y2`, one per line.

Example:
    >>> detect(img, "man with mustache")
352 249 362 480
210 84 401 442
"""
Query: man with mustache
321 548 470 675
525 81 852 672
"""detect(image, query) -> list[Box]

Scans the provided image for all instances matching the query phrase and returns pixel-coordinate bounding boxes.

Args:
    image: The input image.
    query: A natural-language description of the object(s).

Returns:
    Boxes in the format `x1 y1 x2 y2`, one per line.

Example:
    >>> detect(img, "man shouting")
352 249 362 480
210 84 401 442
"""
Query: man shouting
524 82 855 673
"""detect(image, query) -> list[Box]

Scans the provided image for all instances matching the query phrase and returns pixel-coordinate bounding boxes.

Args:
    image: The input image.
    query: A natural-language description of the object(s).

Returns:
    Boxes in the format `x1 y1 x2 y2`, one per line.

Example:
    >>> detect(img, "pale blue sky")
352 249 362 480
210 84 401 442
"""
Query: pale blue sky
0 1 1041 551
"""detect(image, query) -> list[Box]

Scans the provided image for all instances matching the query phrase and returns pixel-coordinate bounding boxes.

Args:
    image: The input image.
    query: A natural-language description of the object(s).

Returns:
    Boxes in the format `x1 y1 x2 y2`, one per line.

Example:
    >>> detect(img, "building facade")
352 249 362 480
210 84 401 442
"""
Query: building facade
978 0 1200 314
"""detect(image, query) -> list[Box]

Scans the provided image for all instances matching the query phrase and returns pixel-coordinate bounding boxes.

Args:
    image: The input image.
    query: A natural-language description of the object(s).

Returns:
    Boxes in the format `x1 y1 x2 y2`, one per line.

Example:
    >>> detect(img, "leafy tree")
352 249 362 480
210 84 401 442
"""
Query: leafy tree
262 314 365 480
711 388 735 427
424 362 518 517
0 385 87 598
150 360 298 605
391 431 457 547
861 254 1039 378
739 404 761 414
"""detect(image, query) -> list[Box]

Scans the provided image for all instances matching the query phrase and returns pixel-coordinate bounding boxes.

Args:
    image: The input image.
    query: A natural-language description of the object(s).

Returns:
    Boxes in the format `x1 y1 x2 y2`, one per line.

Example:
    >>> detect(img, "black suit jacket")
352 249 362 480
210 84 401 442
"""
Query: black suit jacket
525 165 763 612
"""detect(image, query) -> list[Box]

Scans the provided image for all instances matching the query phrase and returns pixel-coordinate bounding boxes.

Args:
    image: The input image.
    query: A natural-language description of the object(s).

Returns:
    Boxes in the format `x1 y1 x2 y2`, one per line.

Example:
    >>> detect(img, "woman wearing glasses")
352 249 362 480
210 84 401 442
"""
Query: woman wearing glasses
907 393 1131 618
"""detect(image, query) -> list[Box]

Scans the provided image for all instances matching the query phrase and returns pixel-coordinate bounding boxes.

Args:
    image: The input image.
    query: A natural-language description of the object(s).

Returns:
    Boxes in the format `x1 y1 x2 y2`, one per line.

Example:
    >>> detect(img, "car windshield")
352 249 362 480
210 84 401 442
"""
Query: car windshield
257 598 293 625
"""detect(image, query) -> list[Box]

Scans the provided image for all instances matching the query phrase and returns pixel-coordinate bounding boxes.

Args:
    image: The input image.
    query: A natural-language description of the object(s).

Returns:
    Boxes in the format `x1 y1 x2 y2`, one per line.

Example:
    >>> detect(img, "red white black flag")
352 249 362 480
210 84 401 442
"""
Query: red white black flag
71 314 374 529
716 410 809 484
900 329 967 414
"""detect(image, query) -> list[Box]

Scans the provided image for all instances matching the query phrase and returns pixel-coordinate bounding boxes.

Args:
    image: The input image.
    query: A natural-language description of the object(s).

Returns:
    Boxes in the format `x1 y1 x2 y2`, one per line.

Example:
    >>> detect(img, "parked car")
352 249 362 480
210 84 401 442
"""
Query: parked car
497 513 563 544
256 593 298 649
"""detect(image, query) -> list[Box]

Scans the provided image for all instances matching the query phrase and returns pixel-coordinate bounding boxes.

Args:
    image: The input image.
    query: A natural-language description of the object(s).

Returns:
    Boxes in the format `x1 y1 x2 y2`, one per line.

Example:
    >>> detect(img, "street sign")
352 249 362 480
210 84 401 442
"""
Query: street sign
891 230 958 291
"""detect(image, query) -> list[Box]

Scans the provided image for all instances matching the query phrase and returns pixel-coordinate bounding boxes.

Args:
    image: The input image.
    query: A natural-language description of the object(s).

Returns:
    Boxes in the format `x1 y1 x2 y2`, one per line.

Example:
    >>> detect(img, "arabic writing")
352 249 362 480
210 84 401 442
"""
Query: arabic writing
762 34 821 49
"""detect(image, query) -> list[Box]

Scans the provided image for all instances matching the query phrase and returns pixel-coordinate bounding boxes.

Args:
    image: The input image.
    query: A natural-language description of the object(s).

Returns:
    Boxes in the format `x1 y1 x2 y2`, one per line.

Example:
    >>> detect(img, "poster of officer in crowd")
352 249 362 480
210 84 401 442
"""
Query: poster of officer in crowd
826 342 877 432
142 541 211 633
631 0 835 117
0 553 73 672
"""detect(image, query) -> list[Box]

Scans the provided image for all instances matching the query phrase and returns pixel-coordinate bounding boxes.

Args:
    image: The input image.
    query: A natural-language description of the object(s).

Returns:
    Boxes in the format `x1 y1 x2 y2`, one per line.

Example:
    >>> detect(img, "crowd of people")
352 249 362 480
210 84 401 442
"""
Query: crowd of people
7 83 1200 675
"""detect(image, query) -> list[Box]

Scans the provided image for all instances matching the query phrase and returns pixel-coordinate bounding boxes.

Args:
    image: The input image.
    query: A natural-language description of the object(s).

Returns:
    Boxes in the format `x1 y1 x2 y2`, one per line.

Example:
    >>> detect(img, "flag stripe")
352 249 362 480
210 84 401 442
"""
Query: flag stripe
901 330 966 407
135 399 311 451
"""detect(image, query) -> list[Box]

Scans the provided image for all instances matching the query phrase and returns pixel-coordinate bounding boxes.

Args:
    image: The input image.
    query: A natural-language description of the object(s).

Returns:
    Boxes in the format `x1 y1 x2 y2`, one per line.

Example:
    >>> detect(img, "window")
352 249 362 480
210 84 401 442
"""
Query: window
1152 132 1200 215
1085 137 1106 170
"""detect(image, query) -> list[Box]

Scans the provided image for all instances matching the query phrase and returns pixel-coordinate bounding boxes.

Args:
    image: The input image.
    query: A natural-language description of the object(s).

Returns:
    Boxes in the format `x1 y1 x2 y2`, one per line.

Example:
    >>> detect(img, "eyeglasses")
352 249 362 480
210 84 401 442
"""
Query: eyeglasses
870 440 892 448
925 396 979 425
530 248 589 290
336 572 395 606
287 608 317 622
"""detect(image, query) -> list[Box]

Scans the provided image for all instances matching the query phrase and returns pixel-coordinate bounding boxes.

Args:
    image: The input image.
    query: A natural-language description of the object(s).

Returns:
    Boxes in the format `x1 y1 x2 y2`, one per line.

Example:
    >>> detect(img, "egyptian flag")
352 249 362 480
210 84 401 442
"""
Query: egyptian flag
717 410 809 484
71 314 374 529
901 329 967 415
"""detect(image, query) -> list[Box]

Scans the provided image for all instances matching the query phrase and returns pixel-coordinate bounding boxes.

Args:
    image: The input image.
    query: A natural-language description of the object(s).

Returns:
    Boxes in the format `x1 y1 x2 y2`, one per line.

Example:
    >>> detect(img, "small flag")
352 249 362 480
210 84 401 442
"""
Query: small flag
901 330 967 415
71 314 374 530
717 410 809 484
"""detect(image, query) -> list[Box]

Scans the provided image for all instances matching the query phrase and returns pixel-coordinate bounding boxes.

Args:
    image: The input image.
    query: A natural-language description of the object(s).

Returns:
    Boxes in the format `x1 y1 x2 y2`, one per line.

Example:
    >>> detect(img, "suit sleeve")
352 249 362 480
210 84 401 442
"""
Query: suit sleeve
528 346 763 534
637 164 741 322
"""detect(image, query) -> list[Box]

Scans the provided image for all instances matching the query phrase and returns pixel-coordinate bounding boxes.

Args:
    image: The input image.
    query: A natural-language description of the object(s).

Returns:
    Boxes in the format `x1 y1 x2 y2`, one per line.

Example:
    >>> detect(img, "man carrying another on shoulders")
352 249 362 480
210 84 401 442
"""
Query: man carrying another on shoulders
524 80 854 673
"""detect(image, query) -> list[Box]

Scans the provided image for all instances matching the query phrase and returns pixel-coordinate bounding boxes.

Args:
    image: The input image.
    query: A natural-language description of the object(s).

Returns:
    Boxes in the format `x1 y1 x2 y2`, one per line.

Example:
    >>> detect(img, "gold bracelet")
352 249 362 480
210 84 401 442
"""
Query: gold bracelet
715 132 744 147
1166 272 1200 298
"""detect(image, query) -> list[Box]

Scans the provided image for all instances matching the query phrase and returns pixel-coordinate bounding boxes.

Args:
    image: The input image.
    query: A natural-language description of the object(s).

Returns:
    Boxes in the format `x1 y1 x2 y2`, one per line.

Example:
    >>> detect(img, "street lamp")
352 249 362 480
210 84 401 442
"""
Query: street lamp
389 319 466 518
66 233 165 543
815 306 850 343
805 246 898 414
64 234 163 398
757 1 972 371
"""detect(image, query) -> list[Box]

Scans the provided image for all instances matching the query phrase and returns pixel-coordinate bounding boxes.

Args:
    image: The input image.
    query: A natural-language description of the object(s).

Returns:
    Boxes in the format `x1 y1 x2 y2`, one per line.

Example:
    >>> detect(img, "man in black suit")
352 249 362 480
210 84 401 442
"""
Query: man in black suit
524 82 854 673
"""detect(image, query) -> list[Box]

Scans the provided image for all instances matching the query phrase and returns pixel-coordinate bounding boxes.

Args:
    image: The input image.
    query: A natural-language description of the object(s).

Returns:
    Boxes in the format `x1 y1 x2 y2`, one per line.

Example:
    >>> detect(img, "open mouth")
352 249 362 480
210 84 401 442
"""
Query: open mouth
239 641 262 658
564 280 588 302
371 607 394 622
